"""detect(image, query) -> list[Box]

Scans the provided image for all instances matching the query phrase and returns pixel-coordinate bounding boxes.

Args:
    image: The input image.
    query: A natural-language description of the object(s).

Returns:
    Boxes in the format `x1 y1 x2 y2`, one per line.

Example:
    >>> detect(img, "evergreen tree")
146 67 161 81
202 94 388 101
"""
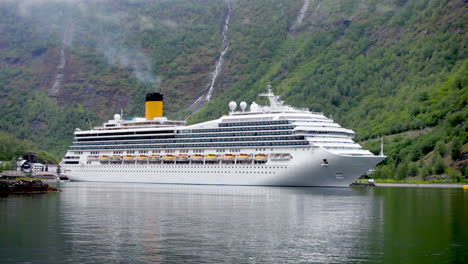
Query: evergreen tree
450 137 462 161
434 141 446 156
396 162 408 180
407 162 418 177
432 153 446 175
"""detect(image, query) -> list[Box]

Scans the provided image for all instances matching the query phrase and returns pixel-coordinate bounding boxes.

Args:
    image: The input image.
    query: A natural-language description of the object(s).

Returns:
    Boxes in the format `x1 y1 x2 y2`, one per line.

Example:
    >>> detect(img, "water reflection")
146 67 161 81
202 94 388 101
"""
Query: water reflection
375 188 467 264
57 183 379 263
0 183 466 263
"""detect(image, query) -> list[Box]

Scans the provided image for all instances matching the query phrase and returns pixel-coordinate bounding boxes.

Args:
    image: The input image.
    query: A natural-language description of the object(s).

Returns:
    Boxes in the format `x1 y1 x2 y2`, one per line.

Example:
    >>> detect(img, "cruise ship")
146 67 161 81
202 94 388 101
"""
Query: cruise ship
61 86 385 187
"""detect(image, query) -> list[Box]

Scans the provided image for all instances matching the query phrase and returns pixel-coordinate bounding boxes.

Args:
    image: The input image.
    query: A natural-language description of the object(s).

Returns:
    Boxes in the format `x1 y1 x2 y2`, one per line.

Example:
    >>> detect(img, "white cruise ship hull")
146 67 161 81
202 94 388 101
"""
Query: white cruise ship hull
64 148 385 187
62 90 386 187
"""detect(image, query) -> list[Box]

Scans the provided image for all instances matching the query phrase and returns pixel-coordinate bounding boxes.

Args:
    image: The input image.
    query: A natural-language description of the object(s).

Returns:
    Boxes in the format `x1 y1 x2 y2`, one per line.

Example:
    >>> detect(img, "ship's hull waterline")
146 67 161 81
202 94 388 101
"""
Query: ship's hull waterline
66 148 385 187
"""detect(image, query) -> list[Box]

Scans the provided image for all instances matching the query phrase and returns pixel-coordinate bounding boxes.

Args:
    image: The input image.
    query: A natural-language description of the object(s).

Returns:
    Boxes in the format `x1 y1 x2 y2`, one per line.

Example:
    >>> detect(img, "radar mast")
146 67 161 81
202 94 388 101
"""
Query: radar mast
258 82 284 109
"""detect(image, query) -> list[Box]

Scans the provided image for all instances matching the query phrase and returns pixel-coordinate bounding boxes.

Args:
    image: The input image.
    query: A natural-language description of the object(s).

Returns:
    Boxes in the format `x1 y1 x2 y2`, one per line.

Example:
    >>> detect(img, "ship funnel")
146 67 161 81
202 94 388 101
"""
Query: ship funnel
145 92 164 120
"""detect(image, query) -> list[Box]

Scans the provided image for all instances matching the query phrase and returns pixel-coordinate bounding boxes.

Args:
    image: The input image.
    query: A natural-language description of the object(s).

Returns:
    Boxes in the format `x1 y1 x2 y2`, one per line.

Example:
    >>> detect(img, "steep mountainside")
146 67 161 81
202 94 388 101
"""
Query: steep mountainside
0 0 466 179
0 0 226 154
190 0 468 180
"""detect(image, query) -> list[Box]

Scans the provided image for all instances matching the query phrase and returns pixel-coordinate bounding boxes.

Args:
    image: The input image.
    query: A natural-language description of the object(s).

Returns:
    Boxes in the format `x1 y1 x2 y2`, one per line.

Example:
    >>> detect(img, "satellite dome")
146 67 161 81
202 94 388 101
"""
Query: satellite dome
229 101 237 112
250 102 259 112
240 101 247 112
114 114 121 120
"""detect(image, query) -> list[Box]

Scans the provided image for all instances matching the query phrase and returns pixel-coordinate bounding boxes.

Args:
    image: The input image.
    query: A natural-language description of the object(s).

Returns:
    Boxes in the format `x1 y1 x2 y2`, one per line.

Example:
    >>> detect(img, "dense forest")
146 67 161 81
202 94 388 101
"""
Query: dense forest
0 0 466 180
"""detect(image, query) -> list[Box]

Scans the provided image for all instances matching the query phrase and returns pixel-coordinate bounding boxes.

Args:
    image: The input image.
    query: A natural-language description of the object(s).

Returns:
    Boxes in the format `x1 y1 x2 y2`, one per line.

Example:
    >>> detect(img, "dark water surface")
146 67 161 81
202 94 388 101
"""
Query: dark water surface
0 182 466 264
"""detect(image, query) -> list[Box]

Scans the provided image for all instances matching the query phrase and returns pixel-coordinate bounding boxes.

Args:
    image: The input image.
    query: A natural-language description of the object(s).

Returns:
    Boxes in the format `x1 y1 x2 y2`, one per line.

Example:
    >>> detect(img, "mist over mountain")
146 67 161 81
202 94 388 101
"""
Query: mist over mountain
0 0 466 179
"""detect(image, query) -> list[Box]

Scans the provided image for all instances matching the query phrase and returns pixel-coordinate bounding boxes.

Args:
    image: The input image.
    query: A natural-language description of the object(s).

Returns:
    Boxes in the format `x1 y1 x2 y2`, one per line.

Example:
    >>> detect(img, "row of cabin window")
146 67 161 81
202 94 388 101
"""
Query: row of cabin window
218 120 290 127
76 130 173 137
96 150 190 155
77 125 295 139
75 131 293 143
70 141 309 150
82 165 288 169
91 170 280 174
216 149 241 152
78 133 350 145
179 125 296 134
324 146 362 150
76 128 353 144
64 156 80 159
295 130 353 136
74 136 305 146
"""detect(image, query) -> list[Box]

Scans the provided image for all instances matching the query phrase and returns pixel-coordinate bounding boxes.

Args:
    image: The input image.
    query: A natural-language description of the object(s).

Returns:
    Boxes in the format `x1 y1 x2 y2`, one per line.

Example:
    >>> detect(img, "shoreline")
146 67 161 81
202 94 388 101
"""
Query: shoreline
0 179 61 196
374 183 467 189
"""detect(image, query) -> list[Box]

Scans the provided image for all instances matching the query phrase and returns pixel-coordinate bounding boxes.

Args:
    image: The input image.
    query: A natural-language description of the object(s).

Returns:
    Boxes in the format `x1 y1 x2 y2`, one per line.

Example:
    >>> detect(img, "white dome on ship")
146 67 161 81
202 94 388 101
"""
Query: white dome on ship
240 101 247 112
229 101 237 112
250 102 259 112
114 114 121 120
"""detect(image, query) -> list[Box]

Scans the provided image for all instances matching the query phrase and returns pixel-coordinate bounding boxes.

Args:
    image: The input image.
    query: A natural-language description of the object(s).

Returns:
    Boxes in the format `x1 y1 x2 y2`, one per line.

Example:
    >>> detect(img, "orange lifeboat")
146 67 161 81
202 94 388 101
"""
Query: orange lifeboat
163 154 176 163
191 154 204 163
99 155 109 163
176 154 189 163
137 155 148 163
222 154 235 163
254 154 268 163
110 155 122 163
149 154 161 163
205 154 219 163
123 155 135 163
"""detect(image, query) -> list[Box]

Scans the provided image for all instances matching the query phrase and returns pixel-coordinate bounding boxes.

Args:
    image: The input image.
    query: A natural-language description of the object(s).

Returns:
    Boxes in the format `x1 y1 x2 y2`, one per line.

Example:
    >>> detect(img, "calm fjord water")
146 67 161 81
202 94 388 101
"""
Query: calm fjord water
0 182 466 264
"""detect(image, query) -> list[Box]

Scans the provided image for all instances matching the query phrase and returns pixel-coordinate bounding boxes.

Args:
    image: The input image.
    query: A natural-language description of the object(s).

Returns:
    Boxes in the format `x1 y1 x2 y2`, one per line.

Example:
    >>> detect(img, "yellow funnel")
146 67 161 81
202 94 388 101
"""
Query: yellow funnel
145 93 163 120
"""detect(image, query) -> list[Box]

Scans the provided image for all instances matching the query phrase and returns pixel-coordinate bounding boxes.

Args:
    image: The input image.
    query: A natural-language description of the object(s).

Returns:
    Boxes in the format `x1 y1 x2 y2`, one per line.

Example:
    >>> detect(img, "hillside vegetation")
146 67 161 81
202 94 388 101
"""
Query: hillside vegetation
0 0 466 180
189 0 468 180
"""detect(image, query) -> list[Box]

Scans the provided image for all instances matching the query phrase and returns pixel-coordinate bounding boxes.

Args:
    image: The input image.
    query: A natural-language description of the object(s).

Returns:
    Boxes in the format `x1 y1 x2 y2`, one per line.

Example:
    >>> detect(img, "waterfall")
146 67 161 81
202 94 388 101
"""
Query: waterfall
50 48 66 96
289 0 323 36
189 0 232 112
294 0 310 28
206 1 232 101
50 20 73 96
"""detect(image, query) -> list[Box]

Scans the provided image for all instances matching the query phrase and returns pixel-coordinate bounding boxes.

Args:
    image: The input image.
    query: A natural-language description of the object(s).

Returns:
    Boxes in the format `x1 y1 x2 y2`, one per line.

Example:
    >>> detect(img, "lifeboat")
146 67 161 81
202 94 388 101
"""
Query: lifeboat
237 153 252 160
254 154 268 163
176 154 190 163
123 155 135 163
137 155 149 163
163 154 176 163
236 153 252 163
110 155 122 163
270 153 292 161
191 154 204 163
149 154 161 163
222 154 235 159
87 155 99 161
99 155 109 163
221 154 235 163
205 154 219 163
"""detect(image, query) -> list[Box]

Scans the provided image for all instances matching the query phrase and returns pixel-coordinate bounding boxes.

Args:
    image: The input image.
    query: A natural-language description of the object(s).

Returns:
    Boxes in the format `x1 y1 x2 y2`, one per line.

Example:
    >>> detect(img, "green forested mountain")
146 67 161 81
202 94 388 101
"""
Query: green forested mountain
0 0 466 180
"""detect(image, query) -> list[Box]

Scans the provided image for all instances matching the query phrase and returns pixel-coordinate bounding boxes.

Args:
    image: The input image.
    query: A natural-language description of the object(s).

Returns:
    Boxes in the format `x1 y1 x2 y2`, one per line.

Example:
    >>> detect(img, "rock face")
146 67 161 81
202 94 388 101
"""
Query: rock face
0 180 60 196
